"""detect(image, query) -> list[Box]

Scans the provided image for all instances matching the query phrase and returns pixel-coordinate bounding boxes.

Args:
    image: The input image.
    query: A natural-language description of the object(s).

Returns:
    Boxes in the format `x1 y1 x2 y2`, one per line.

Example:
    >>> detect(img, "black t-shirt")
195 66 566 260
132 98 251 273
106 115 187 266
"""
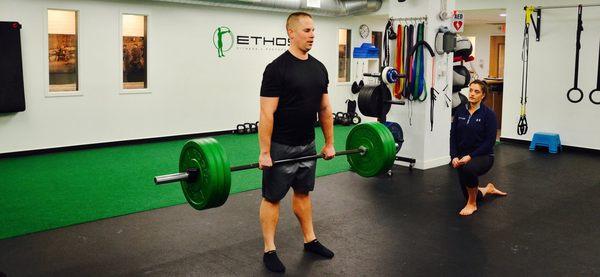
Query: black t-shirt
260 51 329 146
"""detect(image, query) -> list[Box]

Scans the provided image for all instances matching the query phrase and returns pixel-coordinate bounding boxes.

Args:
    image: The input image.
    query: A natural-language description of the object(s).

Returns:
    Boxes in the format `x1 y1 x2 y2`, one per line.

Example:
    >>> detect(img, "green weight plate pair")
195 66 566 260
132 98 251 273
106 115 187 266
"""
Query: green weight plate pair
345 122 396 177
205 138 231 208
179 138 231 211
368 122 396 172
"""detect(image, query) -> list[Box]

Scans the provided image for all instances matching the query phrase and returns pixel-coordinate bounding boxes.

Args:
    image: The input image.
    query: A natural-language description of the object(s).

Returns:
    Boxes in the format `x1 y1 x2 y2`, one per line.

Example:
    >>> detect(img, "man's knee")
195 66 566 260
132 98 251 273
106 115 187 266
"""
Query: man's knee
262 197 280 206
292 191 311 212
293 190 310 199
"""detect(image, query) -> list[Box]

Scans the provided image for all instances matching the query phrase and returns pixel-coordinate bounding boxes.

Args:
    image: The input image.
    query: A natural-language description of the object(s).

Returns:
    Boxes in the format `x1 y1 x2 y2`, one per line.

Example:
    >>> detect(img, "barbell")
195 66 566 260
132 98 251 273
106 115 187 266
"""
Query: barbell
154 122 398 211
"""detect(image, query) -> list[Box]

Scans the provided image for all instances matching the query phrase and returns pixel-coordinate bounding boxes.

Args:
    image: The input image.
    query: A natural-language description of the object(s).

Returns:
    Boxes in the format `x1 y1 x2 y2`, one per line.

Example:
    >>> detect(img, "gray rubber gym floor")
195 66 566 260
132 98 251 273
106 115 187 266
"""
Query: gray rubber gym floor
0 142 599 276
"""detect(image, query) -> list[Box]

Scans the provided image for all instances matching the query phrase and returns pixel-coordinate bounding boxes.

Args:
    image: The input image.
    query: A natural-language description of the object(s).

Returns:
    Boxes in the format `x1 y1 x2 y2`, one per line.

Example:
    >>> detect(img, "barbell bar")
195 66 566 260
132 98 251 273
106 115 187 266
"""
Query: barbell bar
153 122 398 211
155 147 366 185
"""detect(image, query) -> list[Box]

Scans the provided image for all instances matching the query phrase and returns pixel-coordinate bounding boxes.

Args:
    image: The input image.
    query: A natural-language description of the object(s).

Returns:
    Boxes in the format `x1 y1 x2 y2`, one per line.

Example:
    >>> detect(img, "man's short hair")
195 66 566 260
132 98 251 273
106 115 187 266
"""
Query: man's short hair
286 12 312 30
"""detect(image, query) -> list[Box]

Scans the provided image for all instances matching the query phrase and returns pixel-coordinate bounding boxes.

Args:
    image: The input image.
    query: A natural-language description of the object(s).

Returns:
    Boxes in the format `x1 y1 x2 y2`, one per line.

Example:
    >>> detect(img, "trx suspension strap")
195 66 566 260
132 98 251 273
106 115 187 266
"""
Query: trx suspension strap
518 6 534 136
567 5 584 103
394 24 405 99
590 40 600 105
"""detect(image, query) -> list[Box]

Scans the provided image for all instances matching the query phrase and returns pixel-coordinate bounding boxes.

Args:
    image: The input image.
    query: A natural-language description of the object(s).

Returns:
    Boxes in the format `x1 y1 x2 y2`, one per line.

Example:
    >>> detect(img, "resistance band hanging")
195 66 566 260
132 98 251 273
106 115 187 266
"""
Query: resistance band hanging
517 6 534 136
411 23 427 102
567 5 585 103
591 40 600 105
415 41 436 130
403 24 414 99
394 24 405 99
383 19 397 68
422 42 436 131
405 40 435 130
403 24 415 125
403 23 426 102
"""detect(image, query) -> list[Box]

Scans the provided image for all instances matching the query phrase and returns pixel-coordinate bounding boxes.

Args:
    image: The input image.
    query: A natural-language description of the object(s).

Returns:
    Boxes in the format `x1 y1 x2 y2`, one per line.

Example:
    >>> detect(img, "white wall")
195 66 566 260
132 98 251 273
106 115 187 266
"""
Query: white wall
0 0 355 154
457 0 600 150
335 1 458 170
1 0 470 170
384 0 456 169
462 23 505 78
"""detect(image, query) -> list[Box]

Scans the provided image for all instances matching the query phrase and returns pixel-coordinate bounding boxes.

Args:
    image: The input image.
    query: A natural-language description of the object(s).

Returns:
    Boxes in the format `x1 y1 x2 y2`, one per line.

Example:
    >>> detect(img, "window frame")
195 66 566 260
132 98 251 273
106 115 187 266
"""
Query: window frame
44 8 82 97
119 11 150 95
337 28 352 84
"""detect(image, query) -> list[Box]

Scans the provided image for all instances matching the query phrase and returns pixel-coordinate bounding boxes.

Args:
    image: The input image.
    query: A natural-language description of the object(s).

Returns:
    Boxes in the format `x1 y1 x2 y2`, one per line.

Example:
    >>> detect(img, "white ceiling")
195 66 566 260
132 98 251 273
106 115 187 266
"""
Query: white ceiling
460 9 506 25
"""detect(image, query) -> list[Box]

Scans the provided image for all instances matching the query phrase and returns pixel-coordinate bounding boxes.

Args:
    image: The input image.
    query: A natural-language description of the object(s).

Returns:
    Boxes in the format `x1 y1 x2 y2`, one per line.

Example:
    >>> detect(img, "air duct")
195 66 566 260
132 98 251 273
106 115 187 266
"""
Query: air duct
147 0 383 17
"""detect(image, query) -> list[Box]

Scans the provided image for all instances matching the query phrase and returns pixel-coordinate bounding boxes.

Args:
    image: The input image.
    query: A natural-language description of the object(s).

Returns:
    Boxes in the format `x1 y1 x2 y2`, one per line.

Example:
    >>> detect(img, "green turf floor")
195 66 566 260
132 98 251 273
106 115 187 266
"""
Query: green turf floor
0 126 354 240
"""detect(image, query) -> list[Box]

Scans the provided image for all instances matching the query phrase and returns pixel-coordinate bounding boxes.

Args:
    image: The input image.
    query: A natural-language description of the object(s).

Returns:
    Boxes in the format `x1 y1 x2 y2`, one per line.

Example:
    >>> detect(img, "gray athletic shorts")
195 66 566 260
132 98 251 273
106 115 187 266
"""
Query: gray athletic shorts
262 141 317 202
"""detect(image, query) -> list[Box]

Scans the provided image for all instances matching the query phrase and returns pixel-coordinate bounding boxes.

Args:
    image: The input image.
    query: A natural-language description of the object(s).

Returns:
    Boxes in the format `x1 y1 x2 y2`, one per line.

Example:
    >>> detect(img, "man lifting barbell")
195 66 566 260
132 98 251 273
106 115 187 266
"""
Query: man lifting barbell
153 12 397 274
258 12 334 273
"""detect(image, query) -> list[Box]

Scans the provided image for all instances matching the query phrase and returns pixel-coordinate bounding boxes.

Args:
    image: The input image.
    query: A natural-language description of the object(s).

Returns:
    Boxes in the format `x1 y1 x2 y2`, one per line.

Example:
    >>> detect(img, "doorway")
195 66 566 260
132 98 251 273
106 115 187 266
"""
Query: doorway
371 31 382 68
460 8 506 136
487 35 505 129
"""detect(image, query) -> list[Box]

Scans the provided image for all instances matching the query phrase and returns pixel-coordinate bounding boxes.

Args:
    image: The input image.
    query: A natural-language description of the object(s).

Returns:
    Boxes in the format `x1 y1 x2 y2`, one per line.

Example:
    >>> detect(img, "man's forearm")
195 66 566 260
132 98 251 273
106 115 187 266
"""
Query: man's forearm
318 109 334 146
259 112 274 154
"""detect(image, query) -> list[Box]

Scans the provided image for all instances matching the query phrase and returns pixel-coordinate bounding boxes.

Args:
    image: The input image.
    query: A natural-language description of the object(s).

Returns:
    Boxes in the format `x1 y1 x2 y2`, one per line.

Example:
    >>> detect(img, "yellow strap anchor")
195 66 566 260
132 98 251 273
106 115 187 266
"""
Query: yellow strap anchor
525 6 535 25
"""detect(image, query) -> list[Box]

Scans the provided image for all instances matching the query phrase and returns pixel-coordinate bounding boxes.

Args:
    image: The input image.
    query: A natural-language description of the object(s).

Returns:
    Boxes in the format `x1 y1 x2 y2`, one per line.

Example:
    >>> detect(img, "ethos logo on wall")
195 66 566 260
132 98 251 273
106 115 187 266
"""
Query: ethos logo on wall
213 26 234 58
213 26 290 58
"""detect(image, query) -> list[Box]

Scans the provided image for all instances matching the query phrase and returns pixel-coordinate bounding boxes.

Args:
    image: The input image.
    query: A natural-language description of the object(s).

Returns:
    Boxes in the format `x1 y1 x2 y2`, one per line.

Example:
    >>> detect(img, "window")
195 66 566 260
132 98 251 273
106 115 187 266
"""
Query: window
48 9 78 93
122 14 147 90
338 29 351 82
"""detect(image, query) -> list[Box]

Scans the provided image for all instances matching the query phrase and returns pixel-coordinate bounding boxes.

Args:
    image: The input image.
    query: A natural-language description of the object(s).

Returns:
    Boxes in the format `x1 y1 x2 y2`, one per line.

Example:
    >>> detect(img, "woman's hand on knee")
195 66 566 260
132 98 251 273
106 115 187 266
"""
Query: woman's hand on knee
458 155 472 165
451 157 461 168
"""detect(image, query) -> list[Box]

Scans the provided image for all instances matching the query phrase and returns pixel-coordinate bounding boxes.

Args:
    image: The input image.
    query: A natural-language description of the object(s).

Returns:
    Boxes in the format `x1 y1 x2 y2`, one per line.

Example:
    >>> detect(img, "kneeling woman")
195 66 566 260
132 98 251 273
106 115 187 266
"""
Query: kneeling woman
450 80 507 216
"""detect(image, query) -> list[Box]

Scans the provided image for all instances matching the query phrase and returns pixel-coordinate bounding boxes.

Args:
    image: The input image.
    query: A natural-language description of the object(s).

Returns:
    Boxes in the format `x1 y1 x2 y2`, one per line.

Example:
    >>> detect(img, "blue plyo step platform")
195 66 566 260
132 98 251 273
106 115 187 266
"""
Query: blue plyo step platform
529 132 561 153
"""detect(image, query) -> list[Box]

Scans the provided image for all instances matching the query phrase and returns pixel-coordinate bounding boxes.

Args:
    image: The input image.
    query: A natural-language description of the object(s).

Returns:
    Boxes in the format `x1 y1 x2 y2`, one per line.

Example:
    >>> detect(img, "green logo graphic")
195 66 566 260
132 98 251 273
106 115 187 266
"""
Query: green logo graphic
213 26 233 58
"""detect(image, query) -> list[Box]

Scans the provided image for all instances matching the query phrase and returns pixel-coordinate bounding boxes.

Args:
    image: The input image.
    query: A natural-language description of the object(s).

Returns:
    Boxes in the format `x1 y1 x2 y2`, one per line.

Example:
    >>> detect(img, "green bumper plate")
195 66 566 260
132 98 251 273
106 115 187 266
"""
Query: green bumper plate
346 122 396 177
179 138 231 210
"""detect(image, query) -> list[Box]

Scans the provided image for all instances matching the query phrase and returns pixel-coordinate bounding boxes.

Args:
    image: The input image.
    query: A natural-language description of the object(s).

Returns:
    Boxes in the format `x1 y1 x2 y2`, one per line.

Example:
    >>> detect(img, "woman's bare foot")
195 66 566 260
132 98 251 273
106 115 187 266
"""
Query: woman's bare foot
459 204 477 216
486 183 507 196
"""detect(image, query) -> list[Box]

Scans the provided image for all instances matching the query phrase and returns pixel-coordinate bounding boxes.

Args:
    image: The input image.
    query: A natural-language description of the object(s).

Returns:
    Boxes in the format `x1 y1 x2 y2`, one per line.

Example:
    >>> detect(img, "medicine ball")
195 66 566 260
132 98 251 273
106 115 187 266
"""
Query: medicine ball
452 65 470 93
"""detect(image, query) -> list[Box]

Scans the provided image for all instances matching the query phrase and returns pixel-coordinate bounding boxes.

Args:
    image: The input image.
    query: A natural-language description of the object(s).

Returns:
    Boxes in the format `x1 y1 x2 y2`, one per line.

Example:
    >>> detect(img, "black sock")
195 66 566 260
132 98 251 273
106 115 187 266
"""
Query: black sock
304 239 334 258
263 250 285 273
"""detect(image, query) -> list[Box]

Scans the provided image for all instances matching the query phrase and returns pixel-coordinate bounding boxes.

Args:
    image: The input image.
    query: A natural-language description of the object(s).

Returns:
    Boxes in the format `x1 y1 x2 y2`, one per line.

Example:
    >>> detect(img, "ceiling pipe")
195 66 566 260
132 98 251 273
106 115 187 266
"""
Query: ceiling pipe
146 0 383 17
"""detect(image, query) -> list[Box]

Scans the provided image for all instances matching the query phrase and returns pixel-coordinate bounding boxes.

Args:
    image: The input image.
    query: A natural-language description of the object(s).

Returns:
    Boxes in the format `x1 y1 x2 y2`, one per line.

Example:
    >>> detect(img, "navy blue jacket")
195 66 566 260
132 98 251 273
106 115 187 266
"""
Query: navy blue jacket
450 103 497 159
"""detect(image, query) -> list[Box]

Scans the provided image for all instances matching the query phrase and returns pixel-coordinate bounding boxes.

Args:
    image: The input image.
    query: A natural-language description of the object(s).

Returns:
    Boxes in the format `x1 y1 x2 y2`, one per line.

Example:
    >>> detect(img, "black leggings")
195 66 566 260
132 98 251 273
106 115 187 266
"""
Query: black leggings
457 155 494 200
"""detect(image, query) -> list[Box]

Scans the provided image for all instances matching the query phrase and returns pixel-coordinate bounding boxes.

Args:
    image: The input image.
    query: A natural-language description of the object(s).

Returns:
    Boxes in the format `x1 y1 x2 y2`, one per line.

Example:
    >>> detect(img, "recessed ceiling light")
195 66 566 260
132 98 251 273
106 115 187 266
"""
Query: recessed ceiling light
500 13 507 17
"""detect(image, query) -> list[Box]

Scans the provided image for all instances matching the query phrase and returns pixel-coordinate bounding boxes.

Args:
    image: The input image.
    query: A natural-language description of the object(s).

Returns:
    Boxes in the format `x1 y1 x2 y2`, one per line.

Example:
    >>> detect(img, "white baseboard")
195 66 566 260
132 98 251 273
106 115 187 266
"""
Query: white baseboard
421 156 450 169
